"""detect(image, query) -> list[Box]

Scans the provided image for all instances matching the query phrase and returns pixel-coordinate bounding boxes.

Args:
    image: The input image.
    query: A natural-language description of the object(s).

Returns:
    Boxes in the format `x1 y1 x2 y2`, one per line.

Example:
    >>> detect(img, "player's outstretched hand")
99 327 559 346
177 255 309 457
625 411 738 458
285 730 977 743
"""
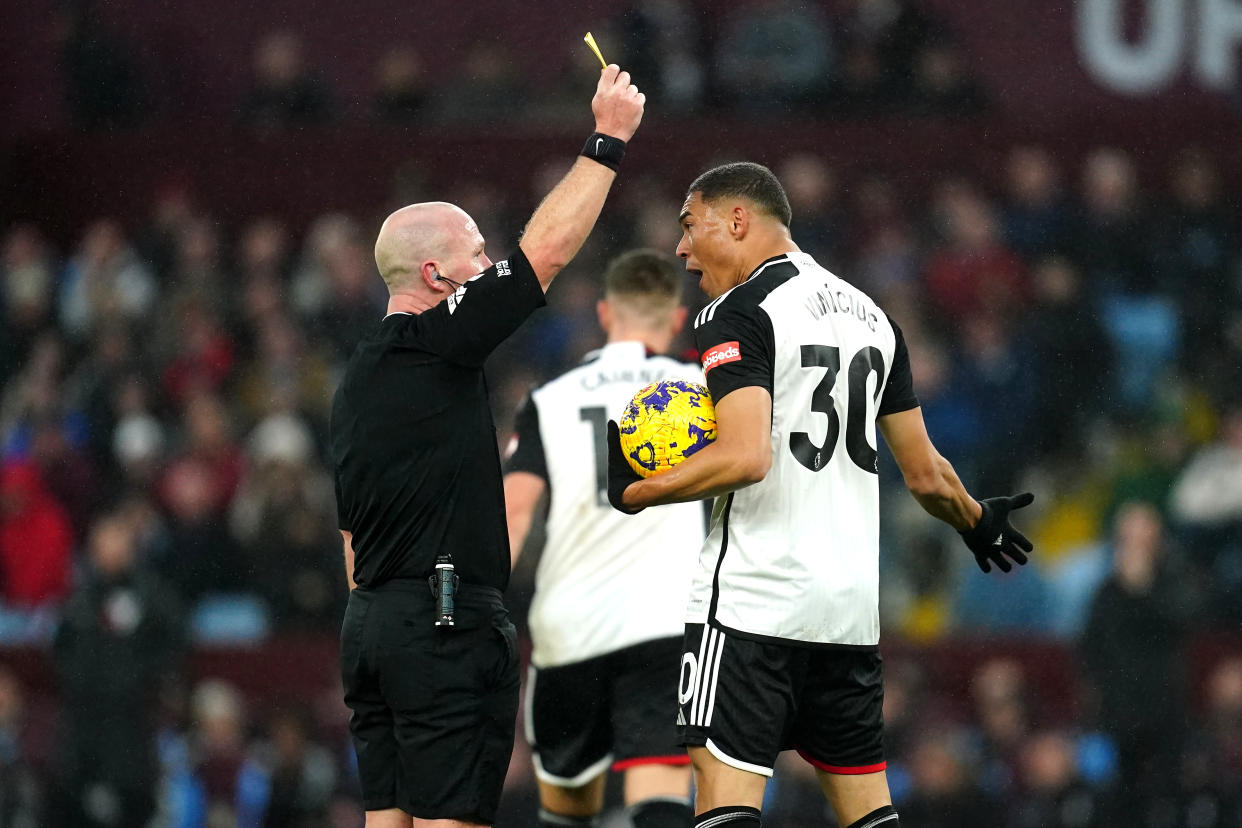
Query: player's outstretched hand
592 64 645 143
607 420 645 515
959 492 1035 573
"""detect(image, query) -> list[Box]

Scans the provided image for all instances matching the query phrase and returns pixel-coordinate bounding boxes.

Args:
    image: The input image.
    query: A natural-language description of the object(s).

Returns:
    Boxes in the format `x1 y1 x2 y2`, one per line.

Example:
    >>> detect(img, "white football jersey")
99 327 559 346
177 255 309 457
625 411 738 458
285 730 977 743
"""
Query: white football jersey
506 341 707 667
687 252 918 646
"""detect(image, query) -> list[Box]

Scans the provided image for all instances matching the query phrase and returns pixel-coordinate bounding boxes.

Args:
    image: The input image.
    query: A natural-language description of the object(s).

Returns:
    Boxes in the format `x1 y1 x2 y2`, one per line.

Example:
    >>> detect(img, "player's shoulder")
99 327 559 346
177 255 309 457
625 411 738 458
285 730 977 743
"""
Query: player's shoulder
693 254 807 330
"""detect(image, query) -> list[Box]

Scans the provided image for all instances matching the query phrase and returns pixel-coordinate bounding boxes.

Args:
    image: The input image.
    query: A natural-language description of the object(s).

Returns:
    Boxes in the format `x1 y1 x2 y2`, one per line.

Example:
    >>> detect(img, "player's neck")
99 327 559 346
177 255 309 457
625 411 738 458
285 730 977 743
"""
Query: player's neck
737 232 800 285
607 329 670 355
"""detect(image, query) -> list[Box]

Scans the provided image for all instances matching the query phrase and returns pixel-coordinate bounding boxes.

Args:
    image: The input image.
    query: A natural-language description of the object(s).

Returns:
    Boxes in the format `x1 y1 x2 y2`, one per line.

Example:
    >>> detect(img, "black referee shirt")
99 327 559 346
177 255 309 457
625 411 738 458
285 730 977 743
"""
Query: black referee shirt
330 248 545 591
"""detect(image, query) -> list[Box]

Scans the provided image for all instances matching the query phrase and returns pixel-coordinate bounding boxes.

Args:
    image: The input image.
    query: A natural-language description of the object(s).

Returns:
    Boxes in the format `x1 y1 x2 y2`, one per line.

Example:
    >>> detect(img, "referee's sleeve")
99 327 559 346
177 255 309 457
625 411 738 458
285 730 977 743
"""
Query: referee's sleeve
334 471 351 532
407 246 546 366
879 317 920 416
503 394 549 483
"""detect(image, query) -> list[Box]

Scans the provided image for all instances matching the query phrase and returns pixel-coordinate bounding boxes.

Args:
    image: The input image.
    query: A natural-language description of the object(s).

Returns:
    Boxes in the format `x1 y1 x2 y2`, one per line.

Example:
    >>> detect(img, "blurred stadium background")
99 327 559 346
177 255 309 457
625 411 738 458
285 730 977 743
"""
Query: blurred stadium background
1 0 1241 825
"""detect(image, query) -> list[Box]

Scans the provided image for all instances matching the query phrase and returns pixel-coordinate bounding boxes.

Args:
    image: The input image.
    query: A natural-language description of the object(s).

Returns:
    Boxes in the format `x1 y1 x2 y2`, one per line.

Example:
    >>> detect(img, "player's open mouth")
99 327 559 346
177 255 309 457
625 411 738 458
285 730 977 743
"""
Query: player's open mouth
688 268 703 277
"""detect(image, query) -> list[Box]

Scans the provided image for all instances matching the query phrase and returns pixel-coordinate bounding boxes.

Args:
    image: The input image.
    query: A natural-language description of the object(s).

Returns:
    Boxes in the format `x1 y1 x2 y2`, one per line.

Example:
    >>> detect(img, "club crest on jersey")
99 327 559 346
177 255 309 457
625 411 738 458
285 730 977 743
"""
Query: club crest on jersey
702 341 741 373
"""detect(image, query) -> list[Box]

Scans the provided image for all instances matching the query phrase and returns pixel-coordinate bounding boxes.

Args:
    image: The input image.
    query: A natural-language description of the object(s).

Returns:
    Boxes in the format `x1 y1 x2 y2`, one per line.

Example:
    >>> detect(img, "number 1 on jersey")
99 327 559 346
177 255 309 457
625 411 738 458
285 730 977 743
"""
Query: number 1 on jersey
579 406 609 506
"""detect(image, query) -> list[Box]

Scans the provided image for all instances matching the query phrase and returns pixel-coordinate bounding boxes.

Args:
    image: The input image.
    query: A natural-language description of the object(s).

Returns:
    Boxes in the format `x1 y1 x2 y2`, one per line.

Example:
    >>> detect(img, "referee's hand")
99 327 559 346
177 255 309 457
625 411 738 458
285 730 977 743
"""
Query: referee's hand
592 65 645 143
607 420 645 515
959 493 1035 573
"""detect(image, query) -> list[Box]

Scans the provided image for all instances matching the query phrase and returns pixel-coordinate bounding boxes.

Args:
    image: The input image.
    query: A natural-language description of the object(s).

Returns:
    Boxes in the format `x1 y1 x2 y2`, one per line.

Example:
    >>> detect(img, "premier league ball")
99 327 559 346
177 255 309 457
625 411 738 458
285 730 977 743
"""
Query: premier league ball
618 379 717 478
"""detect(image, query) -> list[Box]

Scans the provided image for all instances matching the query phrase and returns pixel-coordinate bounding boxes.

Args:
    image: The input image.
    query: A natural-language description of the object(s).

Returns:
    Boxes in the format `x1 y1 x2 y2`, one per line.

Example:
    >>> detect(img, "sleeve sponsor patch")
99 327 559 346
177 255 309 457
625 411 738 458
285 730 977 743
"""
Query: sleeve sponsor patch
702 341 742 373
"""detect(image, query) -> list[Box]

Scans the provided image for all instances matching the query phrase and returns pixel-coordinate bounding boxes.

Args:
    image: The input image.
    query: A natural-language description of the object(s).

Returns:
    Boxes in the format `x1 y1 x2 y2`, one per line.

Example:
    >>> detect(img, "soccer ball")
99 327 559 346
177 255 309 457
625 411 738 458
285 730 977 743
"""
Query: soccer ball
618 380 717 478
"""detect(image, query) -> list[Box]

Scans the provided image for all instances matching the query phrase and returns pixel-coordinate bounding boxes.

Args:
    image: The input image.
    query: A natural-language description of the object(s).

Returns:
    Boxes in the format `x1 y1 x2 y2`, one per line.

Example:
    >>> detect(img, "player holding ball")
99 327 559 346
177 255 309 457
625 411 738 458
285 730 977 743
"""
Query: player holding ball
607 162 1034 828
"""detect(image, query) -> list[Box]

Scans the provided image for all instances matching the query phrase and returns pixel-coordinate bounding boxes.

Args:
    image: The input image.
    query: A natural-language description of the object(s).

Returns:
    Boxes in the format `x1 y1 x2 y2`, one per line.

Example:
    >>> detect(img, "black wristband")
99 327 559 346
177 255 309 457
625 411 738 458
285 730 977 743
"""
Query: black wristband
581 132 626 171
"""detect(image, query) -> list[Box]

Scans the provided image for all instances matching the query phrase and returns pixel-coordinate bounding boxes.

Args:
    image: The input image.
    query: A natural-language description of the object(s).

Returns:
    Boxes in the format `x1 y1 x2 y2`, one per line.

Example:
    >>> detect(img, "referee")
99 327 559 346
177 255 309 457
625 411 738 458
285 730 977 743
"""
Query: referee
330 65 644 828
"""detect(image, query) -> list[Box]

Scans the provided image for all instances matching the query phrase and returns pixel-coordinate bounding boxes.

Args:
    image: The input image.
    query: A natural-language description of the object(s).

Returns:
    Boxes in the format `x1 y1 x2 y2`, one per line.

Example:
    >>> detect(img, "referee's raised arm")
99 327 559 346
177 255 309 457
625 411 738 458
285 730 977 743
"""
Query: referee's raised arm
520 64 645 291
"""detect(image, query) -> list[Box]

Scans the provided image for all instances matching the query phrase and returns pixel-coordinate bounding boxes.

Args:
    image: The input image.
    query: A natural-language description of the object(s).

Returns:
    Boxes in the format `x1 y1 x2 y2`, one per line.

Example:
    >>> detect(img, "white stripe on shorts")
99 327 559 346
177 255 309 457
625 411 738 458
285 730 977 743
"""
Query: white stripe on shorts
704 628 725 726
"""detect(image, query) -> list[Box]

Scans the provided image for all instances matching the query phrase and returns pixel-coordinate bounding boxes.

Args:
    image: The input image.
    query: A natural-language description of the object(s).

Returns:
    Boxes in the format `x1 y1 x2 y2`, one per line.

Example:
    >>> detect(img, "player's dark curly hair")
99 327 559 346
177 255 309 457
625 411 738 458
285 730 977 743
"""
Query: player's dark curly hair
686 162 792 227
604 249 682 303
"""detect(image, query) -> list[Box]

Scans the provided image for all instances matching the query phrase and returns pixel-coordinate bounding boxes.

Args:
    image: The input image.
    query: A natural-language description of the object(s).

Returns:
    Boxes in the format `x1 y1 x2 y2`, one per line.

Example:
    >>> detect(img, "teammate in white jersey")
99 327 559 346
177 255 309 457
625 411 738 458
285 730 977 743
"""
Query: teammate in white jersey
504 250 706 828
604 163 1035 828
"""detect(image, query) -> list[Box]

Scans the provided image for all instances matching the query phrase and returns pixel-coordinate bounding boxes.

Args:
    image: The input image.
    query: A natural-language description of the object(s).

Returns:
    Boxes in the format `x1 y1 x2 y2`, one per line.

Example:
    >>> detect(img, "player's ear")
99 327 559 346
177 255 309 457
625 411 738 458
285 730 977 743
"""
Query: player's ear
730 204 749 239
597 299 612 332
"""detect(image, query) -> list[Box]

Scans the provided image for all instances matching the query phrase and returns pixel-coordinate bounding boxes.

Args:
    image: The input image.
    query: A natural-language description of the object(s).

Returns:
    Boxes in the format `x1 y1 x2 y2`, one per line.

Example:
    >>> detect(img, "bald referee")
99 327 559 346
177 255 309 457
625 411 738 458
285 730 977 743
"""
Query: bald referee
331 64 644 828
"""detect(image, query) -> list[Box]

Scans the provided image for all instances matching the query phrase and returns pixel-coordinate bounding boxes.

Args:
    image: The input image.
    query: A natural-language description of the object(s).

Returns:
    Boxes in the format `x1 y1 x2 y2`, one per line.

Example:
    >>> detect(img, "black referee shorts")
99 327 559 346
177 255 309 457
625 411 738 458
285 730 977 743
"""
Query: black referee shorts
340 579 520 822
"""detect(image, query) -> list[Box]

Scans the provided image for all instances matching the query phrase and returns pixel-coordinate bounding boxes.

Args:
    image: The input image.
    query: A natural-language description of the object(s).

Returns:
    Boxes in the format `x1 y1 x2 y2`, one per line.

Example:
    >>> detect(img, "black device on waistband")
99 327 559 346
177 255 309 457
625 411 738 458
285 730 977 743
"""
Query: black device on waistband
429 552 459 627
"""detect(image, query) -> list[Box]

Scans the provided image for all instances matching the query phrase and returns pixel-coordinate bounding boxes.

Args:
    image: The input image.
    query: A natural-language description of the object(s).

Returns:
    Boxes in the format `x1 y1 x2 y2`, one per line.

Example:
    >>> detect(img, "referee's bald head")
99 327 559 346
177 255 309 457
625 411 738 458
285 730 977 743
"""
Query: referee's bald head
686 162 792 228
374 202 477 293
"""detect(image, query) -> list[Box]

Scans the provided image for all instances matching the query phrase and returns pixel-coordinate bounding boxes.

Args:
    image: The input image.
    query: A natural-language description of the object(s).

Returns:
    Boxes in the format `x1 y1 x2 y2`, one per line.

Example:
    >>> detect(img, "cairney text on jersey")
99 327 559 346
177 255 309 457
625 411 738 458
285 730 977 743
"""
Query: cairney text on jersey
579 365 676 392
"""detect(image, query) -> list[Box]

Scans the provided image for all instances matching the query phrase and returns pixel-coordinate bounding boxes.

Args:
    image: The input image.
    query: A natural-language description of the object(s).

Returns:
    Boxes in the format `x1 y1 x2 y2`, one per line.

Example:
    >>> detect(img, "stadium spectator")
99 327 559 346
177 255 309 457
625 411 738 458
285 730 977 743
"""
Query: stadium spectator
1022 256 1113 464
0 459 73 608
183 678 266 826
1170 399 1242 619
966 659 1033 797
1008 730 1103 828
1069 148 1153 298
238 32 333 128
0 226 57 384
230 413 342 630
434 40 530 122
1153 149 1239 379
0 665 46 826
232 312 335 434
156 392 245 598
58 219 157 343
159 300 236 408
714 0 834 111
905 38 989 116
777 153 850 270
1000 146 1071 262
897 730 996 826
372 46 428 123
1079 501 1192 823
922 181 1027 327
252 707 340 827
51 511 184 827
617 0 705 113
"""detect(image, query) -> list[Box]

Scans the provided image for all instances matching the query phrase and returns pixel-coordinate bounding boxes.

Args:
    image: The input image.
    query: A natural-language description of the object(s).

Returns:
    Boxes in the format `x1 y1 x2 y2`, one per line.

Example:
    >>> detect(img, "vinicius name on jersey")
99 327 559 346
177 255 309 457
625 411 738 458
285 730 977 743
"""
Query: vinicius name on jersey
578 365 672 392
804 282 879 332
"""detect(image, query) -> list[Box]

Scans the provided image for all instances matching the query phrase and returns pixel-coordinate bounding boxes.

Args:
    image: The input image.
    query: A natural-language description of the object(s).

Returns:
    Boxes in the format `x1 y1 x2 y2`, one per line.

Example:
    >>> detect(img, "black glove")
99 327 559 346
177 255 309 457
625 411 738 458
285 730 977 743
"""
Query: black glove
959 492 1035 573
606 420 645 515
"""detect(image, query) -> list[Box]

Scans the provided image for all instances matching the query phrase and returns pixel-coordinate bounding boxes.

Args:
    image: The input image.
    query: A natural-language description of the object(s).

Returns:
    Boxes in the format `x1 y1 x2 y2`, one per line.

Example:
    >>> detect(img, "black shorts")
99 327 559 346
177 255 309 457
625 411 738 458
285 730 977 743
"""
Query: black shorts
677 623 885 777
340 579 520 822
526 636 690 786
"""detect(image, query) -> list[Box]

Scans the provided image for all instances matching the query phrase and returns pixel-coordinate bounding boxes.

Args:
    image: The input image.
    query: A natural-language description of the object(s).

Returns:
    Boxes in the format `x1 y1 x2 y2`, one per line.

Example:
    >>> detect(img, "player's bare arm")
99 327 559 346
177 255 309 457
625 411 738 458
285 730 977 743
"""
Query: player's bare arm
503 471 546 568
520 65 645 289
339 530 357 591
614 386 772 510
876 407 981 530
878 406 1034 573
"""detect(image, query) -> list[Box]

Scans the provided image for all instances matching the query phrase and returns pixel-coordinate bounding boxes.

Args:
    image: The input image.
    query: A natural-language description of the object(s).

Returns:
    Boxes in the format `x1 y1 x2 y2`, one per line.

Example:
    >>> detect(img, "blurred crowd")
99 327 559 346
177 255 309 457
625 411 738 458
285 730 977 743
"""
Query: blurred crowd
1 136 1240 824
55 0 989 131
2 0 1240 825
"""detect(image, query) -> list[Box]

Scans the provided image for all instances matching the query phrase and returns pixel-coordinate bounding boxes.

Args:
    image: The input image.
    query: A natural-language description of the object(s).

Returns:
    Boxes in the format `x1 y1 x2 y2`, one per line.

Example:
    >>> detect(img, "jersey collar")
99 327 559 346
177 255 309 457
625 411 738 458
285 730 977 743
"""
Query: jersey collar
745 252 796 282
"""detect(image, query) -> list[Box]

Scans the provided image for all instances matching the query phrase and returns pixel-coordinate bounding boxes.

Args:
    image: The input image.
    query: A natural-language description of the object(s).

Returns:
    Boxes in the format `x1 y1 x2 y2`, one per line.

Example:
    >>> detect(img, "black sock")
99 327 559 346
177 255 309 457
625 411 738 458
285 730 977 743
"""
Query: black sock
631 797 693 828
845 805 899 828
539 808 598 828
693 805 761 828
